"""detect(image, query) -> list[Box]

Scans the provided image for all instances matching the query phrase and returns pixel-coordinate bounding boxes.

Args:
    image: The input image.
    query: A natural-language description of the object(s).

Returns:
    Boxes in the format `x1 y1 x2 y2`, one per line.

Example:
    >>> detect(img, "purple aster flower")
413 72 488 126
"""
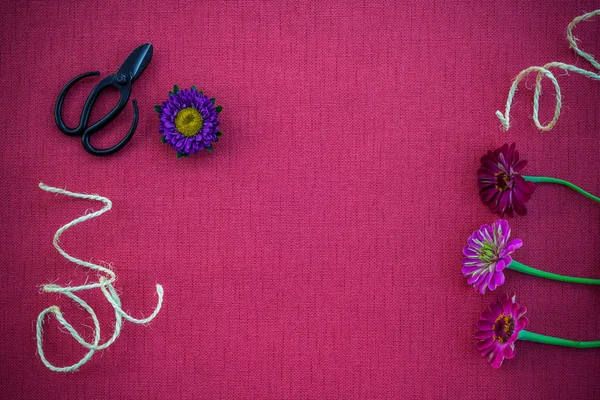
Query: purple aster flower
478 143 536 217
475 294 528 368
462 220 522 294
156 86 222 157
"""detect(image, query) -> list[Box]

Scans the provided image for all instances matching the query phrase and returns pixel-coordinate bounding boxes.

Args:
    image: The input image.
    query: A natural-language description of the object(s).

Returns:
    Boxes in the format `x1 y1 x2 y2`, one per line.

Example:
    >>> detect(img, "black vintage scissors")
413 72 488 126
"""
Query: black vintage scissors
54 43 153 156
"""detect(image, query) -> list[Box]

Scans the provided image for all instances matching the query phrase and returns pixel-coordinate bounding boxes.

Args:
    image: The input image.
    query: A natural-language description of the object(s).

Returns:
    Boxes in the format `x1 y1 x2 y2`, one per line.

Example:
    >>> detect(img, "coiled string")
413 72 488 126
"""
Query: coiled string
496 10 600 131
36 183 164 372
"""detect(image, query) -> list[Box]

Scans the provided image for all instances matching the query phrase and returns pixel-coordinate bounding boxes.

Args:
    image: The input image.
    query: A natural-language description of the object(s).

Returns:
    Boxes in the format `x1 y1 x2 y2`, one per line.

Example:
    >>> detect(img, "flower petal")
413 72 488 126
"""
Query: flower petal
476 337 495 351
489 301 502 316
489 271 505 290
506 238 523 251
480 310 496 322
474 330 494 340
476 320 493 330
495 259 506 272
490 348 505 368
480 186 499 203
504 344 516 359
515 317 528 331
462 246 479 257
462 265 483 276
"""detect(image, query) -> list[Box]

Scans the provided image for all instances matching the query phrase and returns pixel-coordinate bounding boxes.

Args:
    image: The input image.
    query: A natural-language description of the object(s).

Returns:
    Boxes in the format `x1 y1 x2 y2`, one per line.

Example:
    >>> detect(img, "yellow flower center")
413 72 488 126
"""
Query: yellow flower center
494 171 513 192
175 107 203 137
491 313 515 344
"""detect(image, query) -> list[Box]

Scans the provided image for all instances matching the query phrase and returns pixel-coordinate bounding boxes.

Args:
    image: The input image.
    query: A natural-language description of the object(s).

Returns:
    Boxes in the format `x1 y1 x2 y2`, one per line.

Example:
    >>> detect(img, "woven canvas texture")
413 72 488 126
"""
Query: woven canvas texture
0 0 599 398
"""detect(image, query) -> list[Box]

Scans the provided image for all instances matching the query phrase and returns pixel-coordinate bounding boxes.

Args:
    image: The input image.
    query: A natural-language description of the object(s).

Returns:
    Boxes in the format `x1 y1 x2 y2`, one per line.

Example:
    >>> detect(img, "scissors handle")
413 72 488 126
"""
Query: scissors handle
54 71 100 136
55 71 138 156
82 100 138 156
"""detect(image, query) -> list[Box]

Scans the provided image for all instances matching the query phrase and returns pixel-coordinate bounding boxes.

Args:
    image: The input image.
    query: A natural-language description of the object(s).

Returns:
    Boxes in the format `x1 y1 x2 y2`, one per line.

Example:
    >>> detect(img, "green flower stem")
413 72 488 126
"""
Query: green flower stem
523 175 600 203
508 260 600 285
519 330 600 348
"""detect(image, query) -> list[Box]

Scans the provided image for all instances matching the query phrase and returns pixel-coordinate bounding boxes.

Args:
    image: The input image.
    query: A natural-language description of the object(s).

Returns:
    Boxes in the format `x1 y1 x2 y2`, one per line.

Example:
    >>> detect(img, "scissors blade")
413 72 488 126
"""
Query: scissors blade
118 43 153 82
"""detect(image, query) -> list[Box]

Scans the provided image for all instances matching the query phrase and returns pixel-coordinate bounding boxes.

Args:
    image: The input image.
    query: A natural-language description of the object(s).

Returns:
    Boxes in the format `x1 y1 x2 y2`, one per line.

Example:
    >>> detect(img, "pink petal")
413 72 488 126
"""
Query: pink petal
462 246 479 257
516 317 528 331
490 350 505 368
491 271 505 289
477 337 495 351
504 344 516 359
462 265 482 276
506 239 523 250
476 320 493 330
495 259 506 272
475 330 494 340
480 187 499 203
513 159 528 172
489 302 502 316
480 311 496 322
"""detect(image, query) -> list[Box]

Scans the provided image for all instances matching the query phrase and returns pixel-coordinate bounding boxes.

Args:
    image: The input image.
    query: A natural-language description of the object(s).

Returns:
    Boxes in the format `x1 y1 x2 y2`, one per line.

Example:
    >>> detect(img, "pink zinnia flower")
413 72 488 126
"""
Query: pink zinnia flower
462 220 522 294
478 143 536 217
475 294 528 368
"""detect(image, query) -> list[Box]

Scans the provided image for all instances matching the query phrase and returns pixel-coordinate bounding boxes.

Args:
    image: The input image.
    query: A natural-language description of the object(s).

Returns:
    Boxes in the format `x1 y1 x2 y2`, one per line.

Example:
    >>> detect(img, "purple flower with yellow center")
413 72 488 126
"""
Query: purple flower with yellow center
462 219 522 294
475 294 528 368
155 85 222 157
478 143 536 217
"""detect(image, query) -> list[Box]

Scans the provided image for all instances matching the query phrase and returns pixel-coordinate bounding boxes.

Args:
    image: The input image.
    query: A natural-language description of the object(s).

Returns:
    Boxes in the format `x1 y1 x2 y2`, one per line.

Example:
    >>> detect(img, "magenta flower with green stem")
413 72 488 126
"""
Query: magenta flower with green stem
462 219 600 294
478 143 600 217
476 294 600 368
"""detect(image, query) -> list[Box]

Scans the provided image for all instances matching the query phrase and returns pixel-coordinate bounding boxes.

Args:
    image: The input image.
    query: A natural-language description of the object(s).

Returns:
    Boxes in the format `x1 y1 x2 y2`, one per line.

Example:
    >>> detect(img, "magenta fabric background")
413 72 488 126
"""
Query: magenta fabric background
1 0 599 398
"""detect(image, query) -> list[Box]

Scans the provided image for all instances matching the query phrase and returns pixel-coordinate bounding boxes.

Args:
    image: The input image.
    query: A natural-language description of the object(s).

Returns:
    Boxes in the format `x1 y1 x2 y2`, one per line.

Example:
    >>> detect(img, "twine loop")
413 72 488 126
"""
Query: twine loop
496 10 600 131
36 183 164 372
